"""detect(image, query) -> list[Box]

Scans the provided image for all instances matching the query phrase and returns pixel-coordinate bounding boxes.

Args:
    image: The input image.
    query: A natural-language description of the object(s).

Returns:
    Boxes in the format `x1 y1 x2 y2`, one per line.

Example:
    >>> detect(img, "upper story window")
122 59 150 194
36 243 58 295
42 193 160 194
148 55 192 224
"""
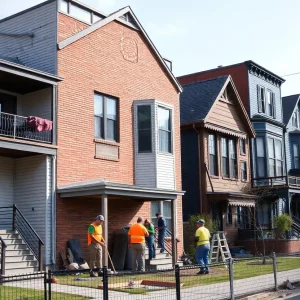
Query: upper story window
293 143 299 169
137 106 152 153
59 0 103 24
256 137 266 177
221 137 236 178
158 107 172 153
94 93 118 142
208 134 218 176
241 161 247 181
257 86 266 113
266 90 275 118
240 139 246 155
268 138 283 177
292 110 299 128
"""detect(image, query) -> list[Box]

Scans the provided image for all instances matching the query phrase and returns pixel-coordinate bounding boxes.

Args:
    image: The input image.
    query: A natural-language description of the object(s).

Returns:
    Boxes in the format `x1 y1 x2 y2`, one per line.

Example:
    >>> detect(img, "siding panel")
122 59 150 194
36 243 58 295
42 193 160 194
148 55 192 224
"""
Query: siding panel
157 154 175 189
0 1 57 74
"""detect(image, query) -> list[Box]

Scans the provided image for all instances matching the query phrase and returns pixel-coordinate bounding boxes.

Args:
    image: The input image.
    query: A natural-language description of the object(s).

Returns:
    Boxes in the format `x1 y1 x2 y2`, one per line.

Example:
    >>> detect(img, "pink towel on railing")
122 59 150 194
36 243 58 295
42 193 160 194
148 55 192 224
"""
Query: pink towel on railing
27 116 53 132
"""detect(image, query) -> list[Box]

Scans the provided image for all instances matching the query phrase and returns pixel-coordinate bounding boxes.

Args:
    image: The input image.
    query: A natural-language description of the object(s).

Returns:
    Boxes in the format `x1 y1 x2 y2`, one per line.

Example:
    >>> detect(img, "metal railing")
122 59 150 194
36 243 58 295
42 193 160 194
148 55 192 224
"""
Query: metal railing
292 215 300 238
238 228 275 240
154 227 179 256
0 112 52 143
251 175 288 187
13 205 44 271
0 236 7 275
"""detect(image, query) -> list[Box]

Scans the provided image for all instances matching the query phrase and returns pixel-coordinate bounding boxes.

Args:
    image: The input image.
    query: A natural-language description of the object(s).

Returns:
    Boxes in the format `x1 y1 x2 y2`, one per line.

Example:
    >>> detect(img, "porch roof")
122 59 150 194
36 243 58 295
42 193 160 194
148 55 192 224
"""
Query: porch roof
58 179 184 200
207 192 257 207
0 59 63 94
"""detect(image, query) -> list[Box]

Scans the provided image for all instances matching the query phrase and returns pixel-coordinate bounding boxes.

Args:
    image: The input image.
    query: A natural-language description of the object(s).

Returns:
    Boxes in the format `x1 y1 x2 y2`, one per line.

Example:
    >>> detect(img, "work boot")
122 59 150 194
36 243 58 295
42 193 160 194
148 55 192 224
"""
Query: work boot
89 270 97 277
196 270 205 275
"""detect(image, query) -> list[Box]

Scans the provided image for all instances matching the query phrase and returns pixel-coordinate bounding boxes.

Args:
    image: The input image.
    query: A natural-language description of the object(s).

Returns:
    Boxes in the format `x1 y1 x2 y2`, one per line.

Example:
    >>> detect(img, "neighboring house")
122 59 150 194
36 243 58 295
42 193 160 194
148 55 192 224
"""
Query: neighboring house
180 75 256 244
178 61 287 230
0 0 184 270
282 94 300 219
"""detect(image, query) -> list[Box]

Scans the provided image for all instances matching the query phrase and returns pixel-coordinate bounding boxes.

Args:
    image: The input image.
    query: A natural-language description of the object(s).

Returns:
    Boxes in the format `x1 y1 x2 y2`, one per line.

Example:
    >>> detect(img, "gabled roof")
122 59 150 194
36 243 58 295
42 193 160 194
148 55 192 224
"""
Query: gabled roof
180 75 255 137
180 76 228 124
282 94 300 125
58 6 182 93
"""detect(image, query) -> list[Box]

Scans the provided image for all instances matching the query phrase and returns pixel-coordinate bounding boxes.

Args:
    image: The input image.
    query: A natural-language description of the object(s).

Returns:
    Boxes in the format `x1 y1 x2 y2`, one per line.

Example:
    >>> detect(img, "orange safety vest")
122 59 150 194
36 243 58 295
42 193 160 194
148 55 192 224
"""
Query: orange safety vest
128 223 148 244
87 222 103 245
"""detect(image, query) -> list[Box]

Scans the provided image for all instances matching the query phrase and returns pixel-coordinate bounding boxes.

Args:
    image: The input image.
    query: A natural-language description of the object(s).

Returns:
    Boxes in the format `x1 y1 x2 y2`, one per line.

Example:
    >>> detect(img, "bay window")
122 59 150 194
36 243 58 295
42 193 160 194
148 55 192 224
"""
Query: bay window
208 134 217 175
268 138 283 177
158 107 172 153
256 137 266 177
293 143 299 168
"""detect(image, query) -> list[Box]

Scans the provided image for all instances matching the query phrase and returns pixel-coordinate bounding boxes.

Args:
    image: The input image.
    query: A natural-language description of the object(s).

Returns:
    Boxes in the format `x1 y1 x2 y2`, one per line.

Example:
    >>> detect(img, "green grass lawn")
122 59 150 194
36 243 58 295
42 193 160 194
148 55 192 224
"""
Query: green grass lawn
54 257 300 295
0 286 92 300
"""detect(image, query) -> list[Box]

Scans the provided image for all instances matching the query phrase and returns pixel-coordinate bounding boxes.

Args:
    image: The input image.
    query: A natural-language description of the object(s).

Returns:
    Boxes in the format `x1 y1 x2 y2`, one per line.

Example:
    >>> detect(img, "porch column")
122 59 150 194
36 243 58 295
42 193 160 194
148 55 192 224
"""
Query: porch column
171 198 177 267
102 194 108 267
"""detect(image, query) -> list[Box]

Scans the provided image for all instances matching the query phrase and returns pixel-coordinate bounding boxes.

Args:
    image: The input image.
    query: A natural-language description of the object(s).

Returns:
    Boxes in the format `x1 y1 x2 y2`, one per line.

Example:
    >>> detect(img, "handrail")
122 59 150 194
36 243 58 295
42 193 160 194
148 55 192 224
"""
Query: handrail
154 227 179 256
13 205 44 271
13 205 44 245
292 215 300 224
0 237 7 275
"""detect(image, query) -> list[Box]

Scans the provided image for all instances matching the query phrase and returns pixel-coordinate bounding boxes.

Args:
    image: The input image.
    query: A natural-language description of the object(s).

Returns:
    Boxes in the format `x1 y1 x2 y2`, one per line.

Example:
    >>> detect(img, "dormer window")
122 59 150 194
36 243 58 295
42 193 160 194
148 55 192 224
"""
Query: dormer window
257 86 266 113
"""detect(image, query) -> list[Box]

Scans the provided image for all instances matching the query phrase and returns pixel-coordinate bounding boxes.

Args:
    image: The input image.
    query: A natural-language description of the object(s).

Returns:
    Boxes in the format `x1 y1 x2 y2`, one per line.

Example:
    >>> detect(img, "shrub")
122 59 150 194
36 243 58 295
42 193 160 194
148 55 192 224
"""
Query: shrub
274 214 293 239
188 214 219 233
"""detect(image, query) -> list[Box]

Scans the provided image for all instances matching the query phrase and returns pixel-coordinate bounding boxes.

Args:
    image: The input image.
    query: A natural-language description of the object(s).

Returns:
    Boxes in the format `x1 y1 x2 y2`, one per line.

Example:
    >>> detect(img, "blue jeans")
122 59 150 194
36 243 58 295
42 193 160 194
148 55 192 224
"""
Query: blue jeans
158 229 165 251
146 235 156 259
196 244 210 271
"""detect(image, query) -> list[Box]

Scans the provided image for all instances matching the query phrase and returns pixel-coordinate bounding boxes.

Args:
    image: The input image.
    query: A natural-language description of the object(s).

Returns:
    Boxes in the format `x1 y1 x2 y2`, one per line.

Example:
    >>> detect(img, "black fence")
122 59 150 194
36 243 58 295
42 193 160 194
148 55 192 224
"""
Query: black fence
0 252 299 300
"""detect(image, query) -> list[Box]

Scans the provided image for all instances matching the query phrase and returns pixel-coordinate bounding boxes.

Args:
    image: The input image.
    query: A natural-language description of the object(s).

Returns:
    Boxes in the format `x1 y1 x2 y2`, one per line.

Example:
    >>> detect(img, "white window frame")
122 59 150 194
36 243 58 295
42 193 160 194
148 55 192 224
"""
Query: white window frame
257 85 266 113
158 106 173 154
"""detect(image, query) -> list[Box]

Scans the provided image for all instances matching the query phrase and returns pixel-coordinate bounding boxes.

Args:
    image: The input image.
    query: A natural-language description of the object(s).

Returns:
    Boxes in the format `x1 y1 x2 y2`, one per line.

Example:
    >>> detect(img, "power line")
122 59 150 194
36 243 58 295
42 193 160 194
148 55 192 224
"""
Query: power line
282 71 300 77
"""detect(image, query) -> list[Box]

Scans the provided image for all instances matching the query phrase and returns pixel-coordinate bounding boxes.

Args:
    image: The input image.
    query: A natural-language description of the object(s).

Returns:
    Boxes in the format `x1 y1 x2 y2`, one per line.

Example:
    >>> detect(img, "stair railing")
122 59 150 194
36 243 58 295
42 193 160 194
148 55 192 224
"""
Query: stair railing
154 227 179 256
292 215 300 239
0 237 7 275
12 205 44 271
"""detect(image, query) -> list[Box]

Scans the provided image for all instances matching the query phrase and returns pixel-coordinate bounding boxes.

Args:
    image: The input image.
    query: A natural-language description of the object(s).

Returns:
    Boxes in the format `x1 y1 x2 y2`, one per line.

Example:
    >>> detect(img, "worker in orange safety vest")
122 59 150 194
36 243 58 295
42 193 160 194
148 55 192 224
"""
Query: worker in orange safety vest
88 215 105 277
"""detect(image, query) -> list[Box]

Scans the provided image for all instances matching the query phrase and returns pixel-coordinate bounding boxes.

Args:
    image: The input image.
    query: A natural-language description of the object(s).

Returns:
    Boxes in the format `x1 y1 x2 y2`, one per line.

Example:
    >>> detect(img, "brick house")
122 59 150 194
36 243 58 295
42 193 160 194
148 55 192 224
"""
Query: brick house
180 75 256 245
0 0 183 271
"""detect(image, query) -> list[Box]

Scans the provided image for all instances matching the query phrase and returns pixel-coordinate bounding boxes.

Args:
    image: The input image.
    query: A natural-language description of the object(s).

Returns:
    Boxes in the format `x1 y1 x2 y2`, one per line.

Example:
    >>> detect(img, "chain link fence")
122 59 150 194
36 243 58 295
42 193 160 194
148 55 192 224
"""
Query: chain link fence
0 252 299 299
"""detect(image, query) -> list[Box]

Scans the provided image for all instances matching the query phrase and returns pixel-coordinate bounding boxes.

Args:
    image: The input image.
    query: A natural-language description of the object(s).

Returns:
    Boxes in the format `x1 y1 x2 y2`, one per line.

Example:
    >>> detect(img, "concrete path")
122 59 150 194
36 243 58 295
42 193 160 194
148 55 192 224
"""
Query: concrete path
2 268 300 300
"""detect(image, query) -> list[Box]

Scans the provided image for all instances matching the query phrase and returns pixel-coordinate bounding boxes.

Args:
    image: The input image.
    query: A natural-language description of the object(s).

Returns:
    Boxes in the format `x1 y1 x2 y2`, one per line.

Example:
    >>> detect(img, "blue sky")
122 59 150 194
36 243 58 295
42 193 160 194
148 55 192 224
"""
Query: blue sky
1 0 300 96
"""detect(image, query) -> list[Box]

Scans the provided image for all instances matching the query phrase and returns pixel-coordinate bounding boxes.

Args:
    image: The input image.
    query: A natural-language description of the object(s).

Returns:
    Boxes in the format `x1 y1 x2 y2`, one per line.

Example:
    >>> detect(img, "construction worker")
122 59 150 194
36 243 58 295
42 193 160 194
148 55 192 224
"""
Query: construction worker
88 215 105 277
156 212 167 253
195 219 211 275
128 217 149 272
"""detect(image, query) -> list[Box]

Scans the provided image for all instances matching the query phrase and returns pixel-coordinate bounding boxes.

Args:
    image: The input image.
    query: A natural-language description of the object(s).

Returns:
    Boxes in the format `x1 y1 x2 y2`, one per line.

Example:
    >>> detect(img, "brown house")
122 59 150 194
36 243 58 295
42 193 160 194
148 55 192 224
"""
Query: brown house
180 75 256 244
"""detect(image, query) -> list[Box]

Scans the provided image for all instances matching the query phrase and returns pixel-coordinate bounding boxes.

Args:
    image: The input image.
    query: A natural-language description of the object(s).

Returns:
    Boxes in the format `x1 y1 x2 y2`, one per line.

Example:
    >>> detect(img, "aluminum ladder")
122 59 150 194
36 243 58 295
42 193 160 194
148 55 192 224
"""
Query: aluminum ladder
210 231 231 264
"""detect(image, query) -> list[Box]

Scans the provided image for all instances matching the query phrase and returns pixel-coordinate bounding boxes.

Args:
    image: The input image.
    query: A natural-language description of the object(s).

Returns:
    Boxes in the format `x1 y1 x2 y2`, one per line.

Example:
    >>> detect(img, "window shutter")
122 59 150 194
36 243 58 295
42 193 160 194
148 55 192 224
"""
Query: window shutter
257 86 262 112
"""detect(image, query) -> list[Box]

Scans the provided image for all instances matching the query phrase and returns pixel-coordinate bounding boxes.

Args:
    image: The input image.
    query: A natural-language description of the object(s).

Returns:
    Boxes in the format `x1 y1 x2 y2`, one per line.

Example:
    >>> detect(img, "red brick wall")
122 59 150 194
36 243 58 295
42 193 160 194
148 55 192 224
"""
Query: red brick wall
56 13 183 262
239 240 300 255
178 64 250 113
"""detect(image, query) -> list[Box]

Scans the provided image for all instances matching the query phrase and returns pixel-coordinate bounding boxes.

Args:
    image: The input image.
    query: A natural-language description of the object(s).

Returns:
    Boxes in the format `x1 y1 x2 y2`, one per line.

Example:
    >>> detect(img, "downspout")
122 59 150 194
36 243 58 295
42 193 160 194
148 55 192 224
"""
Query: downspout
51 155 57 265
193 124 203 214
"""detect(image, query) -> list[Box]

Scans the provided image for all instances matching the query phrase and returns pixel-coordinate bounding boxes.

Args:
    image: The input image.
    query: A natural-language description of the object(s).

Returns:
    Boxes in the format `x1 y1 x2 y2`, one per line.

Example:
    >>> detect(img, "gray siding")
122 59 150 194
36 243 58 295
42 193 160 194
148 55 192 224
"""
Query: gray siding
17 87 52 119
156 154 175 189
248 72 283 122
0 1 57 74
15 155 51 263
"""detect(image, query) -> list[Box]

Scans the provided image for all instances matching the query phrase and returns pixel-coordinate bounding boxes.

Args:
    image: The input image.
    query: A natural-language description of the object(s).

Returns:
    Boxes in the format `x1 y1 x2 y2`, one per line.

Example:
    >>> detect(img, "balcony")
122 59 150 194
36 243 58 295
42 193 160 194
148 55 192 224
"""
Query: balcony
252 175 300 189
0 112 52 144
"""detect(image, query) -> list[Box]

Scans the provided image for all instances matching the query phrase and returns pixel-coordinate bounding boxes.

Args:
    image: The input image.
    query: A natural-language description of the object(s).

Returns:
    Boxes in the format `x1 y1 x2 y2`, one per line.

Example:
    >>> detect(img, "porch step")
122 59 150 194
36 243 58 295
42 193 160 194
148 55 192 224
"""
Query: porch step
0 229 39 275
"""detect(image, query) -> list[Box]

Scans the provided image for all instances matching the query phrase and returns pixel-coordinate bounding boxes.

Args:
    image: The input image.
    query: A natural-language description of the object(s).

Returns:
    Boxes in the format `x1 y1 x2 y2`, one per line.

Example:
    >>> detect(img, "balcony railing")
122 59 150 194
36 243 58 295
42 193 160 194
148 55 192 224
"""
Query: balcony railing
0 112 52 144
252 175 300 188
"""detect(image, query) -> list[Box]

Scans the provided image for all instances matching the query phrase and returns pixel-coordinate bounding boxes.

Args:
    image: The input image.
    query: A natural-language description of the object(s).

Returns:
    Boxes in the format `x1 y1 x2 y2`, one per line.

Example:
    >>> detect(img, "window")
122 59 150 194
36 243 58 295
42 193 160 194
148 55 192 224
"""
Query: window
94 94 118 141
292 110 299 128
236 206 249 227
293 143 299 168
256 137 266 177
266 90 275 118
137 106 152 152
158 107 172 153
241 162 247 181
208 134 217 176
268 138 283 177
221 137 229 177
222 137 236 178
151 201 173 233
226 206 232 225
70 3 91 23
257 86 266 113
240 139 246 155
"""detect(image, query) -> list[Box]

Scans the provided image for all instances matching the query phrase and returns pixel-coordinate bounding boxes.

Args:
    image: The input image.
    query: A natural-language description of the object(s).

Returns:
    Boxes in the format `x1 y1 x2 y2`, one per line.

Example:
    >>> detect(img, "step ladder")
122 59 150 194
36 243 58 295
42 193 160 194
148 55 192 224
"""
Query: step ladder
210 231 231 264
